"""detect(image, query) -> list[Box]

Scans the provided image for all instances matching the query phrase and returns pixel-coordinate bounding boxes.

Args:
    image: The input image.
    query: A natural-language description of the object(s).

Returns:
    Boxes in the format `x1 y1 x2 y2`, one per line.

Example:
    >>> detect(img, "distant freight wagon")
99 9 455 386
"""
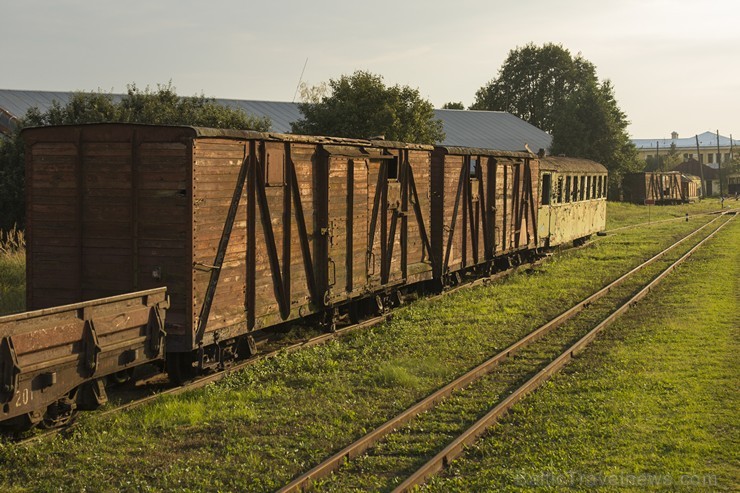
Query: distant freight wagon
622 171 698 204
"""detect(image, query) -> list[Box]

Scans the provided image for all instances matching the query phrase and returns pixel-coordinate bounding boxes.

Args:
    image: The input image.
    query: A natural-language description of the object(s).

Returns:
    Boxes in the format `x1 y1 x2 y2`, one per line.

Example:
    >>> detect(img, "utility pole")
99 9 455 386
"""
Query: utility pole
717 130 723 196
696 134 706 198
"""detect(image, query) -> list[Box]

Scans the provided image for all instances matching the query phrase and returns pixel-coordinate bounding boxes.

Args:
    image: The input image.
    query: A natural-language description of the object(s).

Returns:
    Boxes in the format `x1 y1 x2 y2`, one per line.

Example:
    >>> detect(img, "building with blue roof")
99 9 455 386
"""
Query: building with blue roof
632 130 736 168
0 89 552 153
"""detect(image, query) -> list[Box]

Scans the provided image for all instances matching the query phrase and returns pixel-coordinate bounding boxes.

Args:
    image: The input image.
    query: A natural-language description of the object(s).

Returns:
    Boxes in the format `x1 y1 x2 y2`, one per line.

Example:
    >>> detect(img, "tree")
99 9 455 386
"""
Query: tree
0 83 271 229
471 43 597 134
473 43 640 199
549 79 641 198
0 128 25 230
291 71 444 145
442 102 464 110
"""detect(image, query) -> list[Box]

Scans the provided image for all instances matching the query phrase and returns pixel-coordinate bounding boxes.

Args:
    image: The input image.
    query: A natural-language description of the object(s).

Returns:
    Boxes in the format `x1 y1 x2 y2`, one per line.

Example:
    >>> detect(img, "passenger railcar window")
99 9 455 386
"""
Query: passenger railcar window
556 175 564 203
541 173 552 205
565 176 572 202
591 176 597 198
387 156 399 181
470 157 478 179
586 176 592 199
572 176 579 202
597 176 603 198
580 176 586 201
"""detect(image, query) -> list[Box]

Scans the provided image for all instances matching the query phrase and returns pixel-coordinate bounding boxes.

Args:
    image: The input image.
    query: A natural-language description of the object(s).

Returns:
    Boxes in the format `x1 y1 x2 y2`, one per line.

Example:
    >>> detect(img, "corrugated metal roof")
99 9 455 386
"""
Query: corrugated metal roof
632 131 735 150
433 109 551 152
0 89 552 151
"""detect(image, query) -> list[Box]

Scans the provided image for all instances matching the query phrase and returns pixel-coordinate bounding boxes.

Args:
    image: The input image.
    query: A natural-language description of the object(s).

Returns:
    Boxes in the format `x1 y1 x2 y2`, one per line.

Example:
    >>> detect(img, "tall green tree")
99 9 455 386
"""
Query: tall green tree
291 71 444 145
549 79 641 198
473 43 640 199
442 102 464 110
0 83 271 229
471 43 597 134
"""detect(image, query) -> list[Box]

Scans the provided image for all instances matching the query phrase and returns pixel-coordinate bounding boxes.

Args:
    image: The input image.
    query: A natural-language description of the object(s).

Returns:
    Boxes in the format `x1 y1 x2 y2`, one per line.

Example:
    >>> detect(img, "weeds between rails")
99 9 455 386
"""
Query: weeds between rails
8 214 717 446
421 213 739 492
1 215 724 491
10 219 625 446
278 212 734 492
393 213 735 493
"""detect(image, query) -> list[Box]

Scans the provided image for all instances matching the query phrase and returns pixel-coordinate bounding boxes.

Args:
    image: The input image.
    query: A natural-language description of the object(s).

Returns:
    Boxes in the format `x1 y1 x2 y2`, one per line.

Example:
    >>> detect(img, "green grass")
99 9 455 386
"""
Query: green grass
0 215 733 492
605 198 733 230
310 221 731 492
0 227 25 316
424 217 739 492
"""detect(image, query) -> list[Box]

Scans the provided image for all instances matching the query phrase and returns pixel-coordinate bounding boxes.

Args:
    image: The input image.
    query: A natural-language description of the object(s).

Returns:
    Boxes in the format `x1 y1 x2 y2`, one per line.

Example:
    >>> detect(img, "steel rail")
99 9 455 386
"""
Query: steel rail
14 213 722 448
276 212 728 493
605 207 736 233
393 212 734 492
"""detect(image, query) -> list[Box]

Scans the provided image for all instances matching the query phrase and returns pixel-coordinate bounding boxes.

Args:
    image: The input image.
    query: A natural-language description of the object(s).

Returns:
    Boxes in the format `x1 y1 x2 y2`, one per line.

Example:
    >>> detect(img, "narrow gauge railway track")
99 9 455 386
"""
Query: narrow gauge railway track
605 207 737 233
278 212 735 493
11 242 558 447
11 213 725 449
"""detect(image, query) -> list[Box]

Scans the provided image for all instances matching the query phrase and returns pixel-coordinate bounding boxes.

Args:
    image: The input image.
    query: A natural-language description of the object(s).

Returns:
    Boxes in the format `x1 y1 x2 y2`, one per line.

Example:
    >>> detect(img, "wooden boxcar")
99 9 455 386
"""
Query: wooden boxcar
22 124 434 370
726 172 740 195
680 174 701 202
537 157 607 247
431 147 538 281
622 171 686 204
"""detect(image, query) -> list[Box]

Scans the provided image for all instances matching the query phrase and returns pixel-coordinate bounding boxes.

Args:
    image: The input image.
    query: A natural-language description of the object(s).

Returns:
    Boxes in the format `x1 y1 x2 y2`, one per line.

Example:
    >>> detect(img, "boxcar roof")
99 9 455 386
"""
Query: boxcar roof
434 145 532 159
21 123 435 150
539 156 608 174
625 170 682 176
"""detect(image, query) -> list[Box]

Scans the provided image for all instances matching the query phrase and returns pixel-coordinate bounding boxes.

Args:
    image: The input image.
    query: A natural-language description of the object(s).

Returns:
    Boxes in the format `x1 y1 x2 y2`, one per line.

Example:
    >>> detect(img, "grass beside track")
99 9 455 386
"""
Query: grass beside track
309 218 731 492
605 198 735 230
424 216 739 492
0 214 733 492
0 228 25 316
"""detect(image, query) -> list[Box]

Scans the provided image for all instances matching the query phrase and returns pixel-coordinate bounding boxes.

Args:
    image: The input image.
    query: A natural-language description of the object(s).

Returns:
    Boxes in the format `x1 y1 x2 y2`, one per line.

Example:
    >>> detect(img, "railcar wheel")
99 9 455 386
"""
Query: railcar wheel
108 368 135 385
166 352 196 385
40 396 77 429
348 302 360 324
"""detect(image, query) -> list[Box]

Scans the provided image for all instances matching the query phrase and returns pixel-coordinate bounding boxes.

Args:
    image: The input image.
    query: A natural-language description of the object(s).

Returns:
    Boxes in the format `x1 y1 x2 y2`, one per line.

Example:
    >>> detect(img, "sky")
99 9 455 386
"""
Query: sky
2 0 738 139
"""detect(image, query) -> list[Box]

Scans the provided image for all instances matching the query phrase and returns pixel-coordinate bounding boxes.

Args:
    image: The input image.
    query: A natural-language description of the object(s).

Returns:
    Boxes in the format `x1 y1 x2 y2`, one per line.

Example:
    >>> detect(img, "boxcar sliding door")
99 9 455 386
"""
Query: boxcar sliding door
323 147 369 305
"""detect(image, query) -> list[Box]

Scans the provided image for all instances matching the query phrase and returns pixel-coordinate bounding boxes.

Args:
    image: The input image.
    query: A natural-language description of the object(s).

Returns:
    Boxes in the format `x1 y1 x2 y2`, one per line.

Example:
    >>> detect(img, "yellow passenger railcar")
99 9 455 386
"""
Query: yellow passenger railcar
537 157 608 248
